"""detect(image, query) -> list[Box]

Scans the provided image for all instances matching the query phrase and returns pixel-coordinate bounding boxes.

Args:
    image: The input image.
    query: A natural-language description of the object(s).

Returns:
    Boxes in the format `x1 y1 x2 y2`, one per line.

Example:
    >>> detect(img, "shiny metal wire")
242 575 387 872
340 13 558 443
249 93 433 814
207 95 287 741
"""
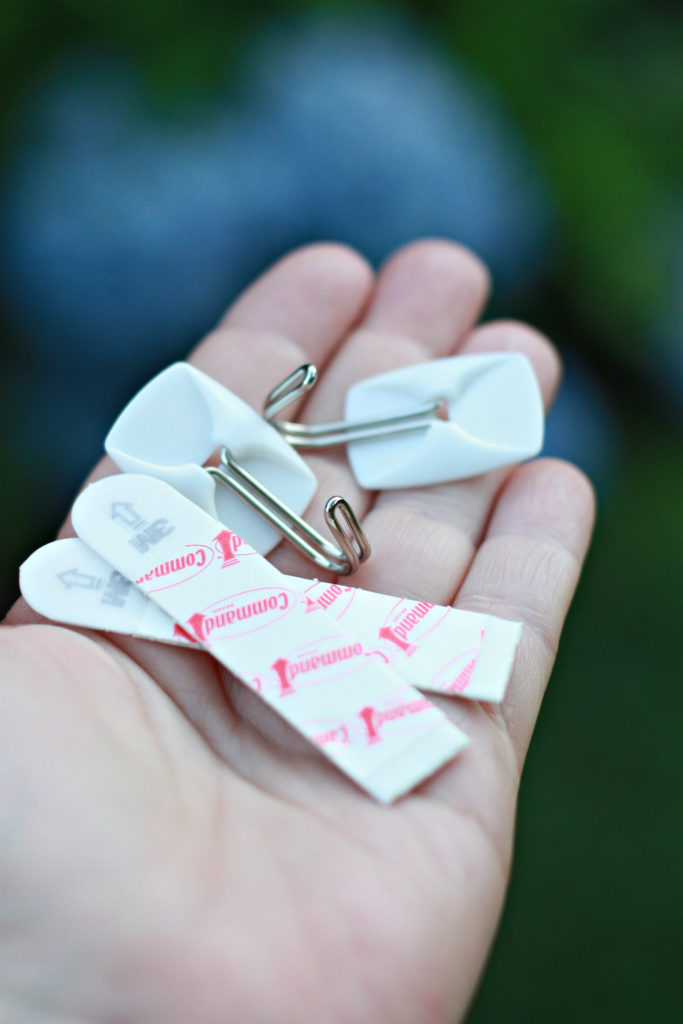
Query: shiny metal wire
263 364 446 450
206 447 369 575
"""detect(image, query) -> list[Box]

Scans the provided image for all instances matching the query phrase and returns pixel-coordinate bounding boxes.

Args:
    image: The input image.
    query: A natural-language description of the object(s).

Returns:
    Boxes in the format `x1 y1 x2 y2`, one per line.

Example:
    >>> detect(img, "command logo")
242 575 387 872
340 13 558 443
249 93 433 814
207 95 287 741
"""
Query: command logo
357 696 434 745
135 544 214 592
186 587 297 642
308 582 358 620
270 637 364 697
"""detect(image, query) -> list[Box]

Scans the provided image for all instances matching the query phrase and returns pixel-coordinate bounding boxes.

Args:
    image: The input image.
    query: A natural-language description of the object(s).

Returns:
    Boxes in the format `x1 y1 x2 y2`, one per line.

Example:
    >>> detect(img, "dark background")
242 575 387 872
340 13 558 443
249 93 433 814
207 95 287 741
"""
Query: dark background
0 2 681 1021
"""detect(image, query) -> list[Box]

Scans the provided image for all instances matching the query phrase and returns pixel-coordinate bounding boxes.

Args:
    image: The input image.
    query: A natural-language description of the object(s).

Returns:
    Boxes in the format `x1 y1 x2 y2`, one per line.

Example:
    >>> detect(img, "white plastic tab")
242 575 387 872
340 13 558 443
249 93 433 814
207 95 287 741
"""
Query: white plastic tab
105 362 316 554
345 352 544 488
21 539 520 704
70 475 468 802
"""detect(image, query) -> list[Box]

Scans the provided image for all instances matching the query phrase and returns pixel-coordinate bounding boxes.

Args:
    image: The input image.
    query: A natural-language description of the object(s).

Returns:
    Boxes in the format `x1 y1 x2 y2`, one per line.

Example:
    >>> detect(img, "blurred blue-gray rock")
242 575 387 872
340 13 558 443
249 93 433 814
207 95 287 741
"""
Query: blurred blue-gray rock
246 15 555 289
6 13 610 494
1 16 555 377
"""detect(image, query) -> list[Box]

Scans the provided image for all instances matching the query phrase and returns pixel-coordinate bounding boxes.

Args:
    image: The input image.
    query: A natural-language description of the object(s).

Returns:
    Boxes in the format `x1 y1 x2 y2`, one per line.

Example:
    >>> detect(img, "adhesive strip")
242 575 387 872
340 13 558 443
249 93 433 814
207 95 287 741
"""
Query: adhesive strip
70 474 468 802
21 539 520 703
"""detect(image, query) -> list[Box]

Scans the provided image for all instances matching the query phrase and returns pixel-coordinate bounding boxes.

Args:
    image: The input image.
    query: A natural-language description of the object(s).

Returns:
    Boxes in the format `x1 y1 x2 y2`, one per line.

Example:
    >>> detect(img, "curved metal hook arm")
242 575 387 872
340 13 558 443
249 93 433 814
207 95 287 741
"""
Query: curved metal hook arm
264 364 446 450
207 447 369 575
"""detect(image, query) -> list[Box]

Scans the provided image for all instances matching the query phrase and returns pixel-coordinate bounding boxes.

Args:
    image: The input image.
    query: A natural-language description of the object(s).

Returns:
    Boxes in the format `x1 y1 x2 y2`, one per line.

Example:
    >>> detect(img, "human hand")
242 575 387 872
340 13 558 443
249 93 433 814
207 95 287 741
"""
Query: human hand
1 241 594 1024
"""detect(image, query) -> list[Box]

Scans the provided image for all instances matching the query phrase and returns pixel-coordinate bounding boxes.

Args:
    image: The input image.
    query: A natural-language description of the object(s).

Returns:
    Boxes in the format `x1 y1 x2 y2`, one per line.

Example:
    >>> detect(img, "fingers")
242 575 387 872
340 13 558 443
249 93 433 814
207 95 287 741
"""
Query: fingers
57 238 567 656
193 243 374 407
269 240 492 576
454 458 596 764
302 239 491 422
58 243 374 531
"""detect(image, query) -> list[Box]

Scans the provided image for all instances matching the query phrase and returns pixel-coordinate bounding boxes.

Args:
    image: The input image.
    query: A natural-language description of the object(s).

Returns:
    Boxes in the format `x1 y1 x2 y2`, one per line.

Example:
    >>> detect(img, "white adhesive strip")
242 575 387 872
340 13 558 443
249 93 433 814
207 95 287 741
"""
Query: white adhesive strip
70 475 468 802
298 580 521 703
21 539 520 704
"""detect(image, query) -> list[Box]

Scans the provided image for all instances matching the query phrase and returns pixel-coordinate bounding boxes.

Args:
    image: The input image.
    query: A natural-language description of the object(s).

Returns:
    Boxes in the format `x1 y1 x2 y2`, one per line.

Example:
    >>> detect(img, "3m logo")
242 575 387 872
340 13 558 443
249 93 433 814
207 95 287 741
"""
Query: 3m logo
135 545 214 592
186 587 297 642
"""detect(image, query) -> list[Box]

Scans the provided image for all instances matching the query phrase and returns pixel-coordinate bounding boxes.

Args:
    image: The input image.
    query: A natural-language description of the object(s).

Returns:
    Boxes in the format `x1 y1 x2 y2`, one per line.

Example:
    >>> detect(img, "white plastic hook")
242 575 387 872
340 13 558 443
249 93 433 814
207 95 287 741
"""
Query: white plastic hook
105 363 316 554
344 352 545 489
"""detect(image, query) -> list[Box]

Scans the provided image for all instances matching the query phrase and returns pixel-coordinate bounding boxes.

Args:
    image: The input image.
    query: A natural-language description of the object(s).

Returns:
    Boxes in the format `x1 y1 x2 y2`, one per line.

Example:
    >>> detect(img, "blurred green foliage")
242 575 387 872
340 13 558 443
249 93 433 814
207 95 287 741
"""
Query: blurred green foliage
439 0 682 353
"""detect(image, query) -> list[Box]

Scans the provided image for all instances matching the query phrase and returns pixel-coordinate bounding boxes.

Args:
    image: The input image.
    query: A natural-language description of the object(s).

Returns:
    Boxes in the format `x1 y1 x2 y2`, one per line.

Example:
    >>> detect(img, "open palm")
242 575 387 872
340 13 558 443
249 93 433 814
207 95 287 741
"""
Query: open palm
1 241 594 1024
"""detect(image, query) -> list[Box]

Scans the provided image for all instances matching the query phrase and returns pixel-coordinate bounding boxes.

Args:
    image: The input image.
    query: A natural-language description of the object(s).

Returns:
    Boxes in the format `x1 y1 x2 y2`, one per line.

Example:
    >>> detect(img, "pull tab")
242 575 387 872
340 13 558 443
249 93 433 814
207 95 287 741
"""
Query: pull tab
344 352 544 488
105 362 316 554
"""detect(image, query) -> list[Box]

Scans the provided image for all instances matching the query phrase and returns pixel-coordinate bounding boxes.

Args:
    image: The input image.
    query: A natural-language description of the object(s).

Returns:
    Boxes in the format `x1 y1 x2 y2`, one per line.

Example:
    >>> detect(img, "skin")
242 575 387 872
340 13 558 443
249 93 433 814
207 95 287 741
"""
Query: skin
0 240 595 1024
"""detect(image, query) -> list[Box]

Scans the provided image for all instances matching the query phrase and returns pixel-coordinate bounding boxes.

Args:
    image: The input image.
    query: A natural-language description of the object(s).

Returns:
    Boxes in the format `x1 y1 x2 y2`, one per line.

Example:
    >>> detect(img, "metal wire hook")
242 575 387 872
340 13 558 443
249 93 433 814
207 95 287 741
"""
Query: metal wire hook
263 364 447 450
206 447 370 575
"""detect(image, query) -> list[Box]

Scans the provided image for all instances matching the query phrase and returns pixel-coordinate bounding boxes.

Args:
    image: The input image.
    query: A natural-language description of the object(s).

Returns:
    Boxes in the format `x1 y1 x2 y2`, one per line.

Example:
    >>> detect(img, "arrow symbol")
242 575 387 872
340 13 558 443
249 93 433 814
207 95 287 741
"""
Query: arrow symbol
58 568 104 590
110 502 146 528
